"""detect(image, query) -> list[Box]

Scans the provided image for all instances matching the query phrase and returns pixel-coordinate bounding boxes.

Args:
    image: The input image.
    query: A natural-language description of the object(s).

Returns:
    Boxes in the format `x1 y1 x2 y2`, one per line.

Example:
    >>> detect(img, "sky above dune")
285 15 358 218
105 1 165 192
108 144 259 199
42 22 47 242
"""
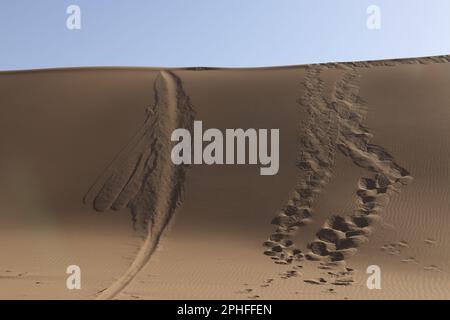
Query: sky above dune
1 0 450 70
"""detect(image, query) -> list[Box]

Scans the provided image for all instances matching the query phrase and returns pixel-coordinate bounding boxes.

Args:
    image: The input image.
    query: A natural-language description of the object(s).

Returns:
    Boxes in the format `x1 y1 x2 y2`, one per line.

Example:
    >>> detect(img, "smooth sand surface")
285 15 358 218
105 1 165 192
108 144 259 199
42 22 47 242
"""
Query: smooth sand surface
0 57 449 299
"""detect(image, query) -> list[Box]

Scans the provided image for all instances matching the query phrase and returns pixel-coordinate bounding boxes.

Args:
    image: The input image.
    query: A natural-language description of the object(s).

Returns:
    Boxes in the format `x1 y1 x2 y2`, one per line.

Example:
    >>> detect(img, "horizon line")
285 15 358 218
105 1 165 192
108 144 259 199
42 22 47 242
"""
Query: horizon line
1 53 450 74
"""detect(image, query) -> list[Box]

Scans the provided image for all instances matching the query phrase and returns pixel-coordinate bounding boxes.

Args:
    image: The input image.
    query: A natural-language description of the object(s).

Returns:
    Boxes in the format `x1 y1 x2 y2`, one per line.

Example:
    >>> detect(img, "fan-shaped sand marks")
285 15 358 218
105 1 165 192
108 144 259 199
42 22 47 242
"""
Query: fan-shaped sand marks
84 71 195 299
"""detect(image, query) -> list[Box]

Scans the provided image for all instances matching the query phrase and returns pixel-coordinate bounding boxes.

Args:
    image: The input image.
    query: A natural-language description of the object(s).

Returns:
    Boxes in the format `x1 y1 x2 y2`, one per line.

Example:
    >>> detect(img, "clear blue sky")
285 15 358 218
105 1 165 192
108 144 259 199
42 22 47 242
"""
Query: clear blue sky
1 0 450 70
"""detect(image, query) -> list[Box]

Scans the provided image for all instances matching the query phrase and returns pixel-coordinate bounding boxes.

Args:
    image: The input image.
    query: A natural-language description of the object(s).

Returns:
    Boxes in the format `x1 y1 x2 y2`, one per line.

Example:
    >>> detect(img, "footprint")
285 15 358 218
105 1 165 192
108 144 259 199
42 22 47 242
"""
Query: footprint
397 240 409 248
424 265 442 272
304 279 324 285
0 270 27 279
235 286 254 295
380 243 402 256
324 288 336 294
400 257 419 264
331 278 353 286
424 238 437 246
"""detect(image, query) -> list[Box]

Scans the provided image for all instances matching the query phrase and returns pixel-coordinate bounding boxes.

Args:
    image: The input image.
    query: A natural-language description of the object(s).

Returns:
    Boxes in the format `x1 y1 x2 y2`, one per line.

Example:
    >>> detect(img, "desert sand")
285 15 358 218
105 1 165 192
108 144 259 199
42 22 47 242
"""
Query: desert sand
0 55 449 299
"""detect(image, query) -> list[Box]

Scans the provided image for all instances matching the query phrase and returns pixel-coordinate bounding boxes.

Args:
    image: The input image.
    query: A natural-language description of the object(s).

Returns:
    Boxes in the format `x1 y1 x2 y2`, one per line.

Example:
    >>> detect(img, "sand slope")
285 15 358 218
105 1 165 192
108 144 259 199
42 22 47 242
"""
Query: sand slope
0 56 449 299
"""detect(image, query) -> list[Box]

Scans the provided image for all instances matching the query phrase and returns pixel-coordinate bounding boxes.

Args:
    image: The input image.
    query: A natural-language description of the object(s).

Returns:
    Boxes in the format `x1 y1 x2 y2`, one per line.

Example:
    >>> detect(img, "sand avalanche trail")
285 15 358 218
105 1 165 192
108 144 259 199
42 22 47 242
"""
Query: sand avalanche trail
264 64 413 275
84 71 195 299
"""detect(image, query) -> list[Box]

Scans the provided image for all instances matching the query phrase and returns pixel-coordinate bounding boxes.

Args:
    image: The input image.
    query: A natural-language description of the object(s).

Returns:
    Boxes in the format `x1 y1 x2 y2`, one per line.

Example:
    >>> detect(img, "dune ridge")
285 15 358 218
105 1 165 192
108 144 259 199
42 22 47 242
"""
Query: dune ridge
2 54 450 75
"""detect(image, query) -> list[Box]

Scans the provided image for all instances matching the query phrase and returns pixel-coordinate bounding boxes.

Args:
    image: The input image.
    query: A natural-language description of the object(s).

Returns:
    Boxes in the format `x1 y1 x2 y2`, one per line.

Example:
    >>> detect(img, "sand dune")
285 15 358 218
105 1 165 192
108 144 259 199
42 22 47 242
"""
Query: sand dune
0 55 449 299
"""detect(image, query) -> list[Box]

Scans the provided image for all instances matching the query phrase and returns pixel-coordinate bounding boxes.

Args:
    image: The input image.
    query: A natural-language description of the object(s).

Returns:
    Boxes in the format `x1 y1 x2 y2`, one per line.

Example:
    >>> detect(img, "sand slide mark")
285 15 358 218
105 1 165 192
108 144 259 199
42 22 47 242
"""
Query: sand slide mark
84 71 195 299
